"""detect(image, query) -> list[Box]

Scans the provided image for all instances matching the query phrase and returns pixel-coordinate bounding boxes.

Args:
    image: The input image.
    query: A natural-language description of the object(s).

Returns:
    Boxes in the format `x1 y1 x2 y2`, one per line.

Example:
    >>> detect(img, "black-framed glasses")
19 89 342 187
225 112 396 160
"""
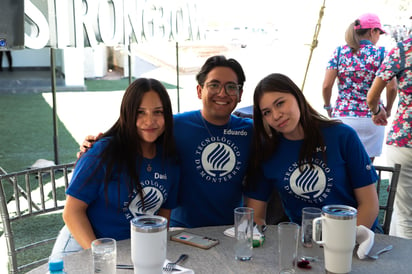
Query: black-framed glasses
204 82 241 96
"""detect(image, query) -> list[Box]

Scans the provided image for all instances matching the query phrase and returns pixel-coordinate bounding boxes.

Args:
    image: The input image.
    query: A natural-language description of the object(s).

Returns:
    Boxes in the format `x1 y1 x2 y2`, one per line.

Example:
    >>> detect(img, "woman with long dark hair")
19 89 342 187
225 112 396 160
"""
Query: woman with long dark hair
246 73 379 230
52 78 180 255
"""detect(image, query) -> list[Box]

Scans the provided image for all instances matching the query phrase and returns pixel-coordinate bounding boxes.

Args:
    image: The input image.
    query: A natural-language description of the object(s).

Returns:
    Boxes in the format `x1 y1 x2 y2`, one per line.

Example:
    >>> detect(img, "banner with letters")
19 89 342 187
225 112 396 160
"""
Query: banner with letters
25 0 202 49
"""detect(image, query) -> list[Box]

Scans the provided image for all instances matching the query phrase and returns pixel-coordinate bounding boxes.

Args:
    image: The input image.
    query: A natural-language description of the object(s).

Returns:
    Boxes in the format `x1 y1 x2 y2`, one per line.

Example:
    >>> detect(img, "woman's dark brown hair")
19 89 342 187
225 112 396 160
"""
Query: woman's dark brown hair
89 78 175 207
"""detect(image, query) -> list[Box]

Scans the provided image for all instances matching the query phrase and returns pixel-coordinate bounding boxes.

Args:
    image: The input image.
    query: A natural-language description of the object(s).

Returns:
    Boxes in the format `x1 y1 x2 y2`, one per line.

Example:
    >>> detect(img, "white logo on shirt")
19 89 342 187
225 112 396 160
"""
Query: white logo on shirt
195 137 242 183
290 164 326 199
125 186 163 219
285 161 333 203
202 143 235 177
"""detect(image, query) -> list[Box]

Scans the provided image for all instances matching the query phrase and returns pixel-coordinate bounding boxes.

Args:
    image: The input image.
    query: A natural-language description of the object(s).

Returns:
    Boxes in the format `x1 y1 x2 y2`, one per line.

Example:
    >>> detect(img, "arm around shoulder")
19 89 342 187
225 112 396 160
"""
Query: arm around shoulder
77 133 103 158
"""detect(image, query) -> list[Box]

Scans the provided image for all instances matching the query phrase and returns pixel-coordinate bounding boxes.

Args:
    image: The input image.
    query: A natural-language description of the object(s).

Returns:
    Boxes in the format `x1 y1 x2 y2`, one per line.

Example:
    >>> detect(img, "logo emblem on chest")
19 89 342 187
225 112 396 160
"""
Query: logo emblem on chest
201 143 236 177
194 137 243 183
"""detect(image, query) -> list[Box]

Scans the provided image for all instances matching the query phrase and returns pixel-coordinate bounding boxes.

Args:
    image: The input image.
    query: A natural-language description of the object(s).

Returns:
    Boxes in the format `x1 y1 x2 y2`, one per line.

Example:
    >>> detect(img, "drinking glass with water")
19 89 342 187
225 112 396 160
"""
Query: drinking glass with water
91 238 117 274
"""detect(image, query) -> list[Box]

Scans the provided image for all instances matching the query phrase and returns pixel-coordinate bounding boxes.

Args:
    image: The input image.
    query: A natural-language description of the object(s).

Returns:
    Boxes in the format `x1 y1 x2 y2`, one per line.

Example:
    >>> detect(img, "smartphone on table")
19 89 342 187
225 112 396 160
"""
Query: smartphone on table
170 231 219 249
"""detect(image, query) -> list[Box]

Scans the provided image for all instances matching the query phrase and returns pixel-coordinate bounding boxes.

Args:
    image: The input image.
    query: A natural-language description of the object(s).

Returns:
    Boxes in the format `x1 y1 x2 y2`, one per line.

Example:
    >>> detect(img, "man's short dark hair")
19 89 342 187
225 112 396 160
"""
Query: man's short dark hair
196 55 246 88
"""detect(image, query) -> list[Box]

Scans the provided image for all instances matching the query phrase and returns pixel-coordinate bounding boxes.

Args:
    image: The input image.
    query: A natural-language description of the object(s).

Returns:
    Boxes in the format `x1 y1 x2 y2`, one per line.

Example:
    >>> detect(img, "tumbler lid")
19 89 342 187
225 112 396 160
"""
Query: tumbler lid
131 216 168 233
321 205 357 220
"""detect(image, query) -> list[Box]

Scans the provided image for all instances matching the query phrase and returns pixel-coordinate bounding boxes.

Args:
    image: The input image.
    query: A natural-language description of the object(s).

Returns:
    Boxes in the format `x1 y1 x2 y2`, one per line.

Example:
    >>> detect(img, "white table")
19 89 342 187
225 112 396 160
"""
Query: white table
28 225 412 273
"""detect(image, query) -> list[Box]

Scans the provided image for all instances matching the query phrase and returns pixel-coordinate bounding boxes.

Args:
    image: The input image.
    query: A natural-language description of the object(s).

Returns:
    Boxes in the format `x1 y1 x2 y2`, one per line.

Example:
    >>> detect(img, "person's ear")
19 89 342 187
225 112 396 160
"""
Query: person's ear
238 89 243 102
197 84 202 99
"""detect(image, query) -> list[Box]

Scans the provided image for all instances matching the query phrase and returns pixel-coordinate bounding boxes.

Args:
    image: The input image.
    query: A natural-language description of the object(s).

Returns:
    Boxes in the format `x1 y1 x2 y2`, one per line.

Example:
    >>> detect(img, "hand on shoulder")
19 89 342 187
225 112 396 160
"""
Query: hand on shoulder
77 133 103 158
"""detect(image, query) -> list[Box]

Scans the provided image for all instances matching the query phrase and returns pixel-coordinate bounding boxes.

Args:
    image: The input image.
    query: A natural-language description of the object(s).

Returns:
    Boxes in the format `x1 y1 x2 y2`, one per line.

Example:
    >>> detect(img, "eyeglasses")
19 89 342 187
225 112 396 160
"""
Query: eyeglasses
204 82 241 96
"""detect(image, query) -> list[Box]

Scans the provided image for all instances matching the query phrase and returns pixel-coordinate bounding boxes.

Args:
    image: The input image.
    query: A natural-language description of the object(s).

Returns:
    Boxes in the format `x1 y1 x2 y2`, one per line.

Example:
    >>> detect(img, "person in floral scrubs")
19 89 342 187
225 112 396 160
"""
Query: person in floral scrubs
322 13 397 162
367 35 412 239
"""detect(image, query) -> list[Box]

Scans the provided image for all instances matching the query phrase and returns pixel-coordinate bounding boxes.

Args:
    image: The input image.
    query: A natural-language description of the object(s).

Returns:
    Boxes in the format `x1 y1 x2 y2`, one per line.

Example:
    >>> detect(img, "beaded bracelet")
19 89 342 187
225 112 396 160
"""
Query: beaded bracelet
323 104 332 110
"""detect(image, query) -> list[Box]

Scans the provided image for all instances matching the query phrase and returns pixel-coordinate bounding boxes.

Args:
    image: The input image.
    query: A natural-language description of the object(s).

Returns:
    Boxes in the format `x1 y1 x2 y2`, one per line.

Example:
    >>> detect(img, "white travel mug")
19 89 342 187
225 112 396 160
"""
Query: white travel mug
312 205 357 274
131 216 168 274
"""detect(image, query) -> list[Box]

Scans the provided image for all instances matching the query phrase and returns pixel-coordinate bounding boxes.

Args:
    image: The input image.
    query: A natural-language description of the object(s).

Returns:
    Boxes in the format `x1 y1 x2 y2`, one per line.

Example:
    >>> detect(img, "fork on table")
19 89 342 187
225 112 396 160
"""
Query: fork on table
162 254 189 272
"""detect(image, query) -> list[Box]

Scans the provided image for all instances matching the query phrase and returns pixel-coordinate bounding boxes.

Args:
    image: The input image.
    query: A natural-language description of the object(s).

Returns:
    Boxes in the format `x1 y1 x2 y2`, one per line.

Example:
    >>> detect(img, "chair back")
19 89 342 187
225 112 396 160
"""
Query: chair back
0 162 75 274
265 190 289 225
374 163 401 234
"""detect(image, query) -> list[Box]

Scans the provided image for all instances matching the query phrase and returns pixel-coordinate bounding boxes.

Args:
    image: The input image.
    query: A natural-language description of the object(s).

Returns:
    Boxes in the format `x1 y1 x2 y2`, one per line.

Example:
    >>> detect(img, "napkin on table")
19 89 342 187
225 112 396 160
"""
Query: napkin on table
163 259 194 274
356 225 375 259
223 225 265 247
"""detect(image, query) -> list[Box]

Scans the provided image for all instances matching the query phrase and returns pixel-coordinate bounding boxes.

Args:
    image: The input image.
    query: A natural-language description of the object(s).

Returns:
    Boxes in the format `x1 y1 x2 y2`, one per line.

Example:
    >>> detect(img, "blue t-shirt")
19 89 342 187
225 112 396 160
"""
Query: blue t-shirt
245 123 378 226
66 137 180 240
170 110 253 228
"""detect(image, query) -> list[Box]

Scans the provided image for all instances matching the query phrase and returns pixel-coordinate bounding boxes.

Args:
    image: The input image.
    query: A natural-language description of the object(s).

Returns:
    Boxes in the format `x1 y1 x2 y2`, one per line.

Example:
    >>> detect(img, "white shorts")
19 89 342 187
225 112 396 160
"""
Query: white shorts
338 117 385 158
387 146 412 239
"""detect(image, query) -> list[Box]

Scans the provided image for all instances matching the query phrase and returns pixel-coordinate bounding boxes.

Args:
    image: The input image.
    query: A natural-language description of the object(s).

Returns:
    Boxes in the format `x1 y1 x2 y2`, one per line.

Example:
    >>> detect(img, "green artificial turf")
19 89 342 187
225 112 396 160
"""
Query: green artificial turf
0 93 78 173
85 77 178 91
85 77 135 91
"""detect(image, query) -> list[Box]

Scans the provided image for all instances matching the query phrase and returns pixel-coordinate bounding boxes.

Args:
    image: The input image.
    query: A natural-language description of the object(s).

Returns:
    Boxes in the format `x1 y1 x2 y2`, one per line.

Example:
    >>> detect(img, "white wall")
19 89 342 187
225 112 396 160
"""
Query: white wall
83 45 108 78
11 48 50 67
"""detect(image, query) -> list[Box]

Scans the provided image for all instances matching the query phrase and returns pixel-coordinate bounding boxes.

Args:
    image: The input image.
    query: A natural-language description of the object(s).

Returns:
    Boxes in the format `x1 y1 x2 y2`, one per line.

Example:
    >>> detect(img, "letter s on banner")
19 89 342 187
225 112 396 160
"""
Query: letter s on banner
25 0 50 49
